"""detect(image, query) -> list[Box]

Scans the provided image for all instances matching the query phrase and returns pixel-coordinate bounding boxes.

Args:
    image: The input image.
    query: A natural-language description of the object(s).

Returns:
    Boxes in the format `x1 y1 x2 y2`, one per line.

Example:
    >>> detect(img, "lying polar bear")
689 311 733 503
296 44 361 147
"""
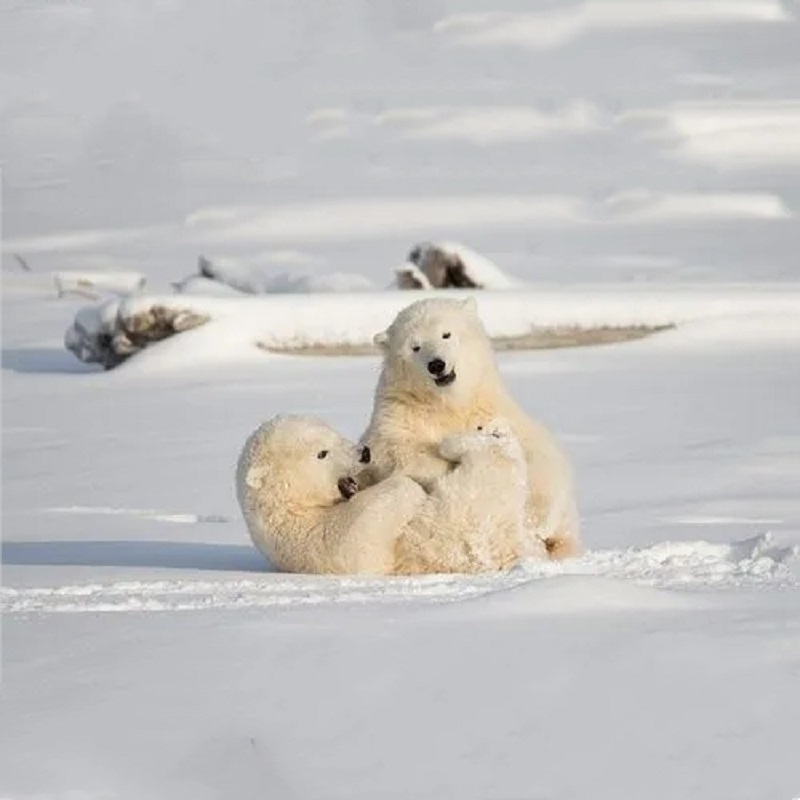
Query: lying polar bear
236 414 531 575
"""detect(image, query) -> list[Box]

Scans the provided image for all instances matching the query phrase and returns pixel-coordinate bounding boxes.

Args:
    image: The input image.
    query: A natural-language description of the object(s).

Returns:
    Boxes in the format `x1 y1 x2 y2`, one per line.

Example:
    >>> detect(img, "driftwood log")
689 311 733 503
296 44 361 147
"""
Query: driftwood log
65 302 209 369
398 243 482 290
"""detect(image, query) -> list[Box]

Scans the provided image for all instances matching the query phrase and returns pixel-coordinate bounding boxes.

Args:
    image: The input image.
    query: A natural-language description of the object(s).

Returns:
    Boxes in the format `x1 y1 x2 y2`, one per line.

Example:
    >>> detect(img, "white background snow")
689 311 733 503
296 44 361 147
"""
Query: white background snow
2 1 800 799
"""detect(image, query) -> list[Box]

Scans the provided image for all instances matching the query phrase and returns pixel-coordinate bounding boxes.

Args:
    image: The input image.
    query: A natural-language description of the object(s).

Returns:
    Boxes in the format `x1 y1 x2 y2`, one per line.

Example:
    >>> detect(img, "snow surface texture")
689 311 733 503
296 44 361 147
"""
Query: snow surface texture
2 0 799 285
3 277 800 798
2 534 796 614
2 1 800 798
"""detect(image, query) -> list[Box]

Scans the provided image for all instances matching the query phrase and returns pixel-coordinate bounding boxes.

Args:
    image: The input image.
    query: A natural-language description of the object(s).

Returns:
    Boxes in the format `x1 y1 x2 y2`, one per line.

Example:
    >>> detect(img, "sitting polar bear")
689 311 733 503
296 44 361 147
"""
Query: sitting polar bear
236 414 530 575
361 297 581 559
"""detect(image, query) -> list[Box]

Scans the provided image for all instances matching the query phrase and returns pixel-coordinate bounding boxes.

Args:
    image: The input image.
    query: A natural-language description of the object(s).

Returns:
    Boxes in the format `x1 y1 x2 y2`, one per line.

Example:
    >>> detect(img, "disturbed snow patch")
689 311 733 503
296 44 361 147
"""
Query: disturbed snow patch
520 533 798 590
2 535 795 614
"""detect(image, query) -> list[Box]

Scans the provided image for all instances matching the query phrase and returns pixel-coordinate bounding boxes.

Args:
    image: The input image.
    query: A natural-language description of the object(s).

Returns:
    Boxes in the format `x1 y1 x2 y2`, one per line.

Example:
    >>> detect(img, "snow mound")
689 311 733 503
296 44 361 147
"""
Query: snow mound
64 296 210 369
266 271 375 294
2 535 794 614
63 283 800 371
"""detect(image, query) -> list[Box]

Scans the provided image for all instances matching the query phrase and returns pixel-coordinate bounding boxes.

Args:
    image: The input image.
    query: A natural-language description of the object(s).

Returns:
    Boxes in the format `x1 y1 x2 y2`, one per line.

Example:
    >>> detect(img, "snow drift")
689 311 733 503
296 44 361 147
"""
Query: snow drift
63 283 800 371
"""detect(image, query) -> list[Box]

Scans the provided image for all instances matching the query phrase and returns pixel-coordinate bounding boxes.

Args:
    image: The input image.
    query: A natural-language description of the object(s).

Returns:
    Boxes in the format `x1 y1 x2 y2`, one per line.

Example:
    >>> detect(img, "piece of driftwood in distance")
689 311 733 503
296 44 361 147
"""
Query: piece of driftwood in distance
404 243 481 289
257 323 675 356
65 304 210 369
395 263 431 290
13 253 32 272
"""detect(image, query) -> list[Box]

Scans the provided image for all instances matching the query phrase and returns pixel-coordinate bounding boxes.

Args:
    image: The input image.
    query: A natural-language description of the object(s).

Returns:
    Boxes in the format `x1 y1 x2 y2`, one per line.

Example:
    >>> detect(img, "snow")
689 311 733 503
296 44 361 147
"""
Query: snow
373 101 605 144
52 270 146 298
4 276 800 797
2 533 796 614
60 283 800 371
618 100 800 168
434 2 792 49
2 0 800 798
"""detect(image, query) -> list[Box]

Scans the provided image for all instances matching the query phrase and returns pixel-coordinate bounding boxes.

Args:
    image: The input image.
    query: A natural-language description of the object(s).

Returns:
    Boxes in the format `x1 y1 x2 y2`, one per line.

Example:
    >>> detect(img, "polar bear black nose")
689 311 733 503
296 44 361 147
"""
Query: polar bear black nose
427 358 446 375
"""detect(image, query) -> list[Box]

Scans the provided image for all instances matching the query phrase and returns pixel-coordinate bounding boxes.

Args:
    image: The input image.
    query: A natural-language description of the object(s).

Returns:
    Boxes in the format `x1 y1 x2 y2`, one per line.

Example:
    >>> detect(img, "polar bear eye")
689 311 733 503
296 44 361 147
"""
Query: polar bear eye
411 345 421 352
317 450 329 460
477 425 483 431
442 332 451 339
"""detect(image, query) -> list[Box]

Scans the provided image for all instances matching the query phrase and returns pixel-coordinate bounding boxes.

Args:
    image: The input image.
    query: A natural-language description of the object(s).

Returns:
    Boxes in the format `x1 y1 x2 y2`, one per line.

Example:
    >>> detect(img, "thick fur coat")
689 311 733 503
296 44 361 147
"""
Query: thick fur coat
360 297 581 559
236 415 529 575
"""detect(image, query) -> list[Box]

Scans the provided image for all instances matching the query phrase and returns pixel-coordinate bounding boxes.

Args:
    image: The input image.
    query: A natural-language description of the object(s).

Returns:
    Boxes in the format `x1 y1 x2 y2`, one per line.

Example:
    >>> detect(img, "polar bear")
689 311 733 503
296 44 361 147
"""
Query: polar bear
236 415 424 575
360 297 581 559
395 417 535 574
236 414 531 575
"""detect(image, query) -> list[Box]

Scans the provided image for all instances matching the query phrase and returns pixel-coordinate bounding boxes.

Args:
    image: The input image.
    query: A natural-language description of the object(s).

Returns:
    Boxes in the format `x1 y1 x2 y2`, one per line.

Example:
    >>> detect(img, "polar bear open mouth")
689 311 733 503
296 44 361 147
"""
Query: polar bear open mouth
337 476 359 500
434 369 456 387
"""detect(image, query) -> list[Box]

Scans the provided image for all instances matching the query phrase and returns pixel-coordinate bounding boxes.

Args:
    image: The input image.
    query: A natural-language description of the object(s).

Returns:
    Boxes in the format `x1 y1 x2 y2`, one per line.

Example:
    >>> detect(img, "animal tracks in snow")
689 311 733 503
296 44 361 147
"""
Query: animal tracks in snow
1 535 796 615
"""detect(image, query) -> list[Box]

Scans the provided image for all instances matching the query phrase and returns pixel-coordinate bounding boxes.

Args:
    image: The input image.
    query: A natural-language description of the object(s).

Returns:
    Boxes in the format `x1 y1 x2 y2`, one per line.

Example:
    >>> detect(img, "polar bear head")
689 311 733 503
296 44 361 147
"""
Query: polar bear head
237 415 370 511
373 297 496 405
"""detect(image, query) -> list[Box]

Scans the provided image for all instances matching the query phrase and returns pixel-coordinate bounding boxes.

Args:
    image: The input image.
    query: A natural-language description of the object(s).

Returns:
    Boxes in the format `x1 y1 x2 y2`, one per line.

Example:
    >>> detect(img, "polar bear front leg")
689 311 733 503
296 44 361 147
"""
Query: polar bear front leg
360 436 453 492
437 434 469 464
395 446 454 493
329 475 427 574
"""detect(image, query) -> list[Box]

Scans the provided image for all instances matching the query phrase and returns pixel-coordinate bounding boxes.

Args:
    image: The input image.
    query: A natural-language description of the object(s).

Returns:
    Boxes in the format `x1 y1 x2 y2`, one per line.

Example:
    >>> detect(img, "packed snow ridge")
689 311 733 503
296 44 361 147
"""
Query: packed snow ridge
1 534 795 614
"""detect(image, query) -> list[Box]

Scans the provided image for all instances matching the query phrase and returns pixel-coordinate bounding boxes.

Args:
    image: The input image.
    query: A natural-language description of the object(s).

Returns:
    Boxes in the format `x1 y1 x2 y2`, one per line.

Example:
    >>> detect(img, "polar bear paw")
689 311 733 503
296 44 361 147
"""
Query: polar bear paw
439 417 519 462
475 417 515 441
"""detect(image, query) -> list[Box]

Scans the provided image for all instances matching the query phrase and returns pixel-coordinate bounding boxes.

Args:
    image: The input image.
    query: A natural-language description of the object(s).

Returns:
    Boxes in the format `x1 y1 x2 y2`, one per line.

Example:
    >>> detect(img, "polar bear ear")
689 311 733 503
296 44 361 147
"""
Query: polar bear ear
461 296 478 315
373 330 389 349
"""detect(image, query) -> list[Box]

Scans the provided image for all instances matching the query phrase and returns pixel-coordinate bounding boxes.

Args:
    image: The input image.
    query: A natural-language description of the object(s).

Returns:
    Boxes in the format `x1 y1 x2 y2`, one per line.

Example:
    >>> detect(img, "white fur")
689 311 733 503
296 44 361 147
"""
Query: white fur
236 415 425 574
236 414 531 575
362 297 582 559
396 417 536 573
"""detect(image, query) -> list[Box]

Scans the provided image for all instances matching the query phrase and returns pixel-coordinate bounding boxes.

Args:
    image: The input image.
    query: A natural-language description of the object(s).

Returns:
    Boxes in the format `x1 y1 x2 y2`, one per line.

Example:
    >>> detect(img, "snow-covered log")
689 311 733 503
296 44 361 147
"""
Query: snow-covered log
197 255 264 294
192 255 374 295
65 298 210 369
186 244 515 297
172 274 248 297
395 262 433 290
398 242 521 290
